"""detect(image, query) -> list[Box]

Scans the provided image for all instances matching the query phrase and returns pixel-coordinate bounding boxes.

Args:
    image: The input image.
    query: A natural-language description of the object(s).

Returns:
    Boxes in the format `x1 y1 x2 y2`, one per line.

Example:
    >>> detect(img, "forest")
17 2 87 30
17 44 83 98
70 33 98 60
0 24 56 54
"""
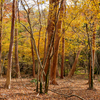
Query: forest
0 0 100 100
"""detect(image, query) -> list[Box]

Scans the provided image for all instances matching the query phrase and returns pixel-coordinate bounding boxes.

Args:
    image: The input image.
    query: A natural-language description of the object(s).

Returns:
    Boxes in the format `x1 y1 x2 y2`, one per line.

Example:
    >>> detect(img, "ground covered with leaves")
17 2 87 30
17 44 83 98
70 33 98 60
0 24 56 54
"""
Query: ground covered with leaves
0 74 100 100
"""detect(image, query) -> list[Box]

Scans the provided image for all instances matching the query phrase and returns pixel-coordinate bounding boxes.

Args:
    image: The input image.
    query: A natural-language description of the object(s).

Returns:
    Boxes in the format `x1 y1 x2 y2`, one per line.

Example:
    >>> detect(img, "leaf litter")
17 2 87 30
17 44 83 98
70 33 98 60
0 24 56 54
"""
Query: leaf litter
0 75 100 100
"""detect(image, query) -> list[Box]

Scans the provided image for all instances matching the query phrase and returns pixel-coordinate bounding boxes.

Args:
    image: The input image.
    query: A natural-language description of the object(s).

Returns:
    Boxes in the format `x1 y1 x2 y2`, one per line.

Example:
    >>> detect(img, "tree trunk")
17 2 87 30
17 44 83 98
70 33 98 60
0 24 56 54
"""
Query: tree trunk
44 0 57 80
68 49 81 78
50 35 60 84
4 0 16 89
60 21 65 78
86 24 93 89
61 36 65 79
15 1 20 78
50 0 65 84
43 31 47 65
31 40 35 78
0 0 3 78
92 24 95 78
60 0 66 79
56 66 60 77
36 0 41 92
21 0 45 93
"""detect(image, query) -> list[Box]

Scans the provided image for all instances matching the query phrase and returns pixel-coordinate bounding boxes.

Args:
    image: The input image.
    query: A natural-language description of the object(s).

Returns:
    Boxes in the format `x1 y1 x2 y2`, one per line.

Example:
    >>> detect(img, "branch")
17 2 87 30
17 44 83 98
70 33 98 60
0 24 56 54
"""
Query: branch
49 89 85 100
21 0 46 76
19 22 31 33
21 0 28 14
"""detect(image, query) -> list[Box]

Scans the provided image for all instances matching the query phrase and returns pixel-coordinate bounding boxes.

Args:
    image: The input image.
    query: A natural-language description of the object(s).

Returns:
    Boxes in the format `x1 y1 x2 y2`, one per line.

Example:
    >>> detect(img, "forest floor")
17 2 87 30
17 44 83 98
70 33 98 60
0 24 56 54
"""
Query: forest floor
0 74 100 100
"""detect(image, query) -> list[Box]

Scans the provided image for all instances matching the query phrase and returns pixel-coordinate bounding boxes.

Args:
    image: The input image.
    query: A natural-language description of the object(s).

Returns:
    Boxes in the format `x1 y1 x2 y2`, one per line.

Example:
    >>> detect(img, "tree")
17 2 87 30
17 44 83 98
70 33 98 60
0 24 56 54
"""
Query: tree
44 0 65 91
44 0 57 80
50 0 65 84
5 0 16 89
68 48 82 77
31 39 35 78
37 0 42 92
60 3 66 79
92 23 96 78
60 28 65 79
0 0 3 78
86 23 93 89
20 0 45 93
15 0 20 78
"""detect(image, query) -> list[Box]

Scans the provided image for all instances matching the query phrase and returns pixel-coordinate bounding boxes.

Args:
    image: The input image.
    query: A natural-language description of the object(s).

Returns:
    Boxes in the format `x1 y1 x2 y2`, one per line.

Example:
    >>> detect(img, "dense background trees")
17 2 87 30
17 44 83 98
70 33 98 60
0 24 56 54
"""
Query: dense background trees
0 0 99 94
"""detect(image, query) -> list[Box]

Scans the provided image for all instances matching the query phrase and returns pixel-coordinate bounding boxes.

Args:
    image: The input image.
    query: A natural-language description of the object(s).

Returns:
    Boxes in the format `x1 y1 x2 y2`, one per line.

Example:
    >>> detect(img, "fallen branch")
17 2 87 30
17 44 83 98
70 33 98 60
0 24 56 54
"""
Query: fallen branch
49 89 84 100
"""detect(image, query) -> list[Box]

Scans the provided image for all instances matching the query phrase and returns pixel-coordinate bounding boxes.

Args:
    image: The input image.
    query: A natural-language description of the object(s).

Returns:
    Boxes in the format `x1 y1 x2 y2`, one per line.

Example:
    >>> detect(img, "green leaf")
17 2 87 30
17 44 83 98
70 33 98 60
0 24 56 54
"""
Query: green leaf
66 59 69 61
30 79 37 84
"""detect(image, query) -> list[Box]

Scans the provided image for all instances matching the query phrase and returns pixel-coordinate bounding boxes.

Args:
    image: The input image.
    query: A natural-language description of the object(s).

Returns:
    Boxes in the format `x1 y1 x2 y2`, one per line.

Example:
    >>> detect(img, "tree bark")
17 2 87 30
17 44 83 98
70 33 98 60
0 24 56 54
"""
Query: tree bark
50 35 60 84
61 34 65 79
50 0 65 84
86 23 93 89
0 0 3 78
92 24 95 78
31 40 35 78
15 1 20 78
68 49 81 78
43 31 47 65
44 0 57 80
56 66 60 77
60 10 66 78
5 0 16 89
36 0 41 92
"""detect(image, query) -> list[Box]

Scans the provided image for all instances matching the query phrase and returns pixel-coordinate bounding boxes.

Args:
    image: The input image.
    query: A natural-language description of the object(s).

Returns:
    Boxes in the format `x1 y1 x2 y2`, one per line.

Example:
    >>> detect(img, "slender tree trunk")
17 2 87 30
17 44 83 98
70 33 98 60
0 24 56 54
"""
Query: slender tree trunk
36 0 42 92
86 24 93 89
60 0 66 79
43 10 47 66
15 26 20 78
5 0 16 89
92 24 95 78
15 1 20 78
0 0 3 78
31 40 35 78
61 35 65 79
68 49 81 78
60 15 66 78
43 32 47 65
45 57 50 93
